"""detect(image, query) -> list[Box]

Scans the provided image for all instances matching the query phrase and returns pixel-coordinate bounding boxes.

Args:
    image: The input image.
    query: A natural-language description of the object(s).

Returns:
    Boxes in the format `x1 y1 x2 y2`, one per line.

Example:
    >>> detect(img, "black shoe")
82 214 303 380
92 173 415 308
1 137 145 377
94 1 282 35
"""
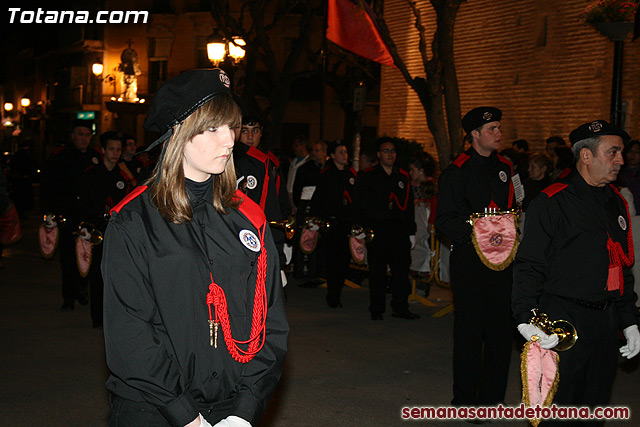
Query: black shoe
60 303 74 311
77 293 88 306
371 312 383 320
392 309 420 320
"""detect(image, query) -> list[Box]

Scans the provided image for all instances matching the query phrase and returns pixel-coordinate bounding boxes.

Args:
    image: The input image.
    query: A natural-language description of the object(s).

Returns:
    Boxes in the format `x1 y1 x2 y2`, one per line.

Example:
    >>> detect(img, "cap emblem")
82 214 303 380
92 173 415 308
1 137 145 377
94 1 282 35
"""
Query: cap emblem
482 112 492 121
589 121 603 133
219 72 231 88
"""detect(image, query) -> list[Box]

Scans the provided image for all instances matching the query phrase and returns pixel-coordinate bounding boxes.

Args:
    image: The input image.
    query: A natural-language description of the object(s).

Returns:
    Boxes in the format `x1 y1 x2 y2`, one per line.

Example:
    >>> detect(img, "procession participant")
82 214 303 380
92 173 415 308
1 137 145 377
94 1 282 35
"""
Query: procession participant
513 120 640 425
102 68 289 427
353 137 417 320
435 107 515 407
40 118 101 311
309 139 357 308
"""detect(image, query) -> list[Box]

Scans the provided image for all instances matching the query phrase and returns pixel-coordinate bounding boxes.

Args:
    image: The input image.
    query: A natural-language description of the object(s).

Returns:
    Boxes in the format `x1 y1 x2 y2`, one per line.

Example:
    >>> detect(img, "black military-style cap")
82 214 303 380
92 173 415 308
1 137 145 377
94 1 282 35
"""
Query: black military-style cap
569 120 630 145
327 139 347 155
71 118 95 132
144 68 231 135
462 107 502 134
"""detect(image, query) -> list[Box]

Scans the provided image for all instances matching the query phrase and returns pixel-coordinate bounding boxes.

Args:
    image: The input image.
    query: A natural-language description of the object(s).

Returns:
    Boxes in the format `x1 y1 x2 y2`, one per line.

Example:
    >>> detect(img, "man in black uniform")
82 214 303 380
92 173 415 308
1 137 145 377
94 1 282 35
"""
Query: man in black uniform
435 107 515 407
41 119 102 311
513 120 640 426
80 131 135 327
354 137 417 320
292 141 327 283
233 115 290 275
310 140 357 307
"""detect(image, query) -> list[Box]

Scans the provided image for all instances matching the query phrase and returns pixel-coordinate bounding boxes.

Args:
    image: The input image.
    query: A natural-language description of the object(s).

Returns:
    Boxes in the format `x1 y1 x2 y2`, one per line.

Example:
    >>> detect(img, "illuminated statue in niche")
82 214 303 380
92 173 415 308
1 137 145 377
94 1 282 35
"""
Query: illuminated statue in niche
118 42 142 102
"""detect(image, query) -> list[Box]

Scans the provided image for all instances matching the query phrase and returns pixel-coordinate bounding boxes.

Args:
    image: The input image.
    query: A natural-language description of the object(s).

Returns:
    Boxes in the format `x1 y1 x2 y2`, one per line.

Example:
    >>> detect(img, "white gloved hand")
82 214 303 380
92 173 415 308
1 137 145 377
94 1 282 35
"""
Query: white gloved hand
620 324 640 359
198 414 214 427
308 222 320 232
79 227 92 241
354 232 365 240
44 214 57 228
213 416 252 427
283 243 293 265
409 235 416 249
280 269 288 287
517 323 559 349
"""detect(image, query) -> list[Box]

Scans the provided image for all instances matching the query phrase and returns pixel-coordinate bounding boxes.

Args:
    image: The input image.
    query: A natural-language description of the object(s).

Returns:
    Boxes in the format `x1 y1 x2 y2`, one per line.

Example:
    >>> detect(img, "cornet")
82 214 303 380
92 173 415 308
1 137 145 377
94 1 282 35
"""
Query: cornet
304 216 331 231
350 225 374 242
74 221 104 246
268 214 297 240
528 308 578 351
466 207 521 225
43 213 66 228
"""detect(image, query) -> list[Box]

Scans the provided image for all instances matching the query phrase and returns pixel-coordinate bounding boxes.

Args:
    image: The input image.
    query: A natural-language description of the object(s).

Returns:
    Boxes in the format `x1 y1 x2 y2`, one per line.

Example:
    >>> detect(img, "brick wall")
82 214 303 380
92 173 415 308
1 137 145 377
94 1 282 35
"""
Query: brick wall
379 0 640 167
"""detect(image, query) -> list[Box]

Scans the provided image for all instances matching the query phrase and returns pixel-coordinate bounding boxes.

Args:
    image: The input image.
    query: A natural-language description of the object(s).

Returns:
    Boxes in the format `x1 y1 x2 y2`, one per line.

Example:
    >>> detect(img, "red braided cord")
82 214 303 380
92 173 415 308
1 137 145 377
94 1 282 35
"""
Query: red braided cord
206 227 268 363
605 185 634 295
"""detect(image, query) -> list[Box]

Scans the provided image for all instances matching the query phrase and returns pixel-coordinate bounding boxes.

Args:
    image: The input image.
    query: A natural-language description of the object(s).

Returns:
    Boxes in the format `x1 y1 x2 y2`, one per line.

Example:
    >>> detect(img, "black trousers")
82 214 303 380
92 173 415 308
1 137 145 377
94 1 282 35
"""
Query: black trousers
59 225 88 306
367 224 411 314
322 225 351 306
539 294 619 427
450 242 513 406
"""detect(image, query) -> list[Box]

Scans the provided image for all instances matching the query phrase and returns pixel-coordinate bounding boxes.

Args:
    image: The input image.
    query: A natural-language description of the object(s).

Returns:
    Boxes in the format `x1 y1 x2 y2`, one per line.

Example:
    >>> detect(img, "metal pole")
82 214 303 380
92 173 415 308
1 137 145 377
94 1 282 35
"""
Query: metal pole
610 40 624 127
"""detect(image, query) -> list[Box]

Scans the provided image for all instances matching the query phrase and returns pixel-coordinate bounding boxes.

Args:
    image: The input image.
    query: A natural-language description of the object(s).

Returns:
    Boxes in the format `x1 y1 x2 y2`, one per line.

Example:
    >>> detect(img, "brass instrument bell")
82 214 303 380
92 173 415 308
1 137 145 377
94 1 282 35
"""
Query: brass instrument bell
528 308 578 351
268 214 297 239
74 221 104 246
350 225 374 243
305 216 330 230
43 213 66 227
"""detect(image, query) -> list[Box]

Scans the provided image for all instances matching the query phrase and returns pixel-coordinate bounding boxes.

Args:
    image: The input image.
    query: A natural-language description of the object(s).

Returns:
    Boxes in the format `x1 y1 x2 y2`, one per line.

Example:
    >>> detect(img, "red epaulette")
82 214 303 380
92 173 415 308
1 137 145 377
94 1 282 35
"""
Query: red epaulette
234 189 267 229
557 168 572 179
497 154 514 174
110 185 148 214
320 165 330 174
362 166 375 173
83 164 96 173
247 146 269 164
541 183 568 198
53 146 64 155
349 167 357 177
398 168 409 178
267 151 280 168
452 153 470 167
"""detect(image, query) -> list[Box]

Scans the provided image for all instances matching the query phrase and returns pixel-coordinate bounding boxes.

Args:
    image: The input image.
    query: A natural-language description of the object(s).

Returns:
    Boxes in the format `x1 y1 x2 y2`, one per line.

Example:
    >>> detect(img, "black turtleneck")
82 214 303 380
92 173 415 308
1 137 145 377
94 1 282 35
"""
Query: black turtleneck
186 176 213 200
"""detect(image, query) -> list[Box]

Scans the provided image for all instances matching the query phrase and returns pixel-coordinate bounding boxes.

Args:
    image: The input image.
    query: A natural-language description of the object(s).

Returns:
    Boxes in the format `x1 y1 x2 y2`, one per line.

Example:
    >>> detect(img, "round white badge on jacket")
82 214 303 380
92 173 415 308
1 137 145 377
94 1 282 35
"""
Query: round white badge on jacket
246 175 257 190
239 229 261 252
499 171 508 182
619 215 627 231
116 181 125 190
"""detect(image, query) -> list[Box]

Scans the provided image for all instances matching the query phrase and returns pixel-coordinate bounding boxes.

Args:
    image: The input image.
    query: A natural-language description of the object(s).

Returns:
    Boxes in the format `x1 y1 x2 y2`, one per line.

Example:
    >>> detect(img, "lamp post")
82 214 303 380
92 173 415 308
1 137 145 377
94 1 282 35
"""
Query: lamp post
206 31 246 90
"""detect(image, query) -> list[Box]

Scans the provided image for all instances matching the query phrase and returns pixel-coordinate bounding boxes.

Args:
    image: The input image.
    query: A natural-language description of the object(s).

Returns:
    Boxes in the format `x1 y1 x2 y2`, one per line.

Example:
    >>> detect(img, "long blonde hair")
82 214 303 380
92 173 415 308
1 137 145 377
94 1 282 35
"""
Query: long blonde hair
147 94 242 223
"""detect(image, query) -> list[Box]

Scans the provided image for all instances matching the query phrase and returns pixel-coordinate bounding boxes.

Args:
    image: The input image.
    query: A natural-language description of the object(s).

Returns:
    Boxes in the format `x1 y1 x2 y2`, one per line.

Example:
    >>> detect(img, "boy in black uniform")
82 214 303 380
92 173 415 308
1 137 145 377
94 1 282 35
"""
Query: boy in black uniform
513 120 640 425
40 119 102 311
354 137 417 320
80 131 135 327
435 107 515 407
310 140 357 308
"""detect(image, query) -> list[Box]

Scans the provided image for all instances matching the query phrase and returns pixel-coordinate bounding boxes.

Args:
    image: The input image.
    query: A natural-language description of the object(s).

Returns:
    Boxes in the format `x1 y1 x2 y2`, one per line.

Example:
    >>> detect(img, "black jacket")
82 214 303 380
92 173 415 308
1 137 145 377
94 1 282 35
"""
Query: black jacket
512 170 637 328
309 161 357 227
102 183 288 427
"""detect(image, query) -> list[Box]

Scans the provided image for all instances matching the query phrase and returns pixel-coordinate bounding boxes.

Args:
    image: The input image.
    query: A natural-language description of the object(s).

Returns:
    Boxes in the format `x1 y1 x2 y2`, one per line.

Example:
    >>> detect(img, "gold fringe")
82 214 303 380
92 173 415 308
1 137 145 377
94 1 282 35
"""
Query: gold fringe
520 342 560 427
471 216 520 271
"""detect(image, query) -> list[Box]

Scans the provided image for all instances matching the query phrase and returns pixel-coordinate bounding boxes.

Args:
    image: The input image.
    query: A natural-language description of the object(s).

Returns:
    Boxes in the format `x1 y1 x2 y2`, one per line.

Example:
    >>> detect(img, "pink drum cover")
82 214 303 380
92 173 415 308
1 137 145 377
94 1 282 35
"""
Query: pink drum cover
75 237 92 278
471 214 519 271
349 236 366 264
300 228 318 254
38 224 59 259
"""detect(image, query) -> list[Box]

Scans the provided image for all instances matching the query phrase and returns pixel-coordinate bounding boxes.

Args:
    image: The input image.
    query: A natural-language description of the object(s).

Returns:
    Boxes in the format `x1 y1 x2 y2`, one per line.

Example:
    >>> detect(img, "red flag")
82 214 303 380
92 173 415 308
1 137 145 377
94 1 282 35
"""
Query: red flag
327 0 395 67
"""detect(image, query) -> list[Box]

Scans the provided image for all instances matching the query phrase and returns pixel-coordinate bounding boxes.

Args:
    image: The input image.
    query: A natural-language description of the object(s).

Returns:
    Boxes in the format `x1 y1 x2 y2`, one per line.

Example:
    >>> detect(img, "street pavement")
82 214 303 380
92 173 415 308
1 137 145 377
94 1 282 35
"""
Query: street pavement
1 214 639 426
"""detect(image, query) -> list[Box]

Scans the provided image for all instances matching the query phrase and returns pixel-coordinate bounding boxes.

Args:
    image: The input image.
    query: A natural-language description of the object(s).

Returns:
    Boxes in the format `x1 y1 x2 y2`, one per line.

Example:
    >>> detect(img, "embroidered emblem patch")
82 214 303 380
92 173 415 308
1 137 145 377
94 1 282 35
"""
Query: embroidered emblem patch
239 229 261 252
116 181 125 190
92 157 99 164
489 233 503 247
219 71 231 88
619 215 627 231
483 111 492 121
349 177 355 185
398 181 405 189
246 175 257 190
499 171 508 182
589 121 603 133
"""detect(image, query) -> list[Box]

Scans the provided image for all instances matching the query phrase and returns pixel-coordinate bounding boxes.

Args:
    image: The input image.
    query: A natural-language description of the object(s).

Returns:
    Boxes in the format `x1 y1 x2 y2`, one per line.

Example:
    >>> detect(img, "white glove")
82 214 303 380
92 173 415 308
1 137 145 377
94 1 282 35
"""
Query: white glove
620 324 640 359
308 222 319 232
281 270 288 287
213 416 252 427
79 228 92 241
354 232 365 240
44 214 57 228
409 235 416 249
283 243 293 265
517 323 559 350
197 414 214 427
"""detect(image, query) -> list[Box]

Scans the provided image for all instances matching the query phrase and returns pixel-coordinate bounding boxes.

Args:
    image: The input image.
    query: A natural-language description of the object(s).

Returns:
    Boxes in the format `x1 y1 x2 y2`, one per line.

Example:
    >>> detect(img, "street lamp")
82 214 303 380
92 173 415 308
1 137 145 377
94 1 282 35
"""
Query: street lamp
207 30 246 67
20 97 31 108
4 102 13 112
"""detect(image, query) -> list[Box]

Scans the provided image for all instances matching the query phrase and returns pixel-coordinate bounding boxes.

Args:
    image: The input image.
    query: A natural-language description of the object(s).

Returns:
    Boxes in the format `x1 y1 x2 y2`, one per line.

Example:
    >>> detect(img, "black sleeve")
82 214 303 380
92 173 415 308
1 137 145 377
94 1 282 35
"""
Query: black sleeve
434 166 472 244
